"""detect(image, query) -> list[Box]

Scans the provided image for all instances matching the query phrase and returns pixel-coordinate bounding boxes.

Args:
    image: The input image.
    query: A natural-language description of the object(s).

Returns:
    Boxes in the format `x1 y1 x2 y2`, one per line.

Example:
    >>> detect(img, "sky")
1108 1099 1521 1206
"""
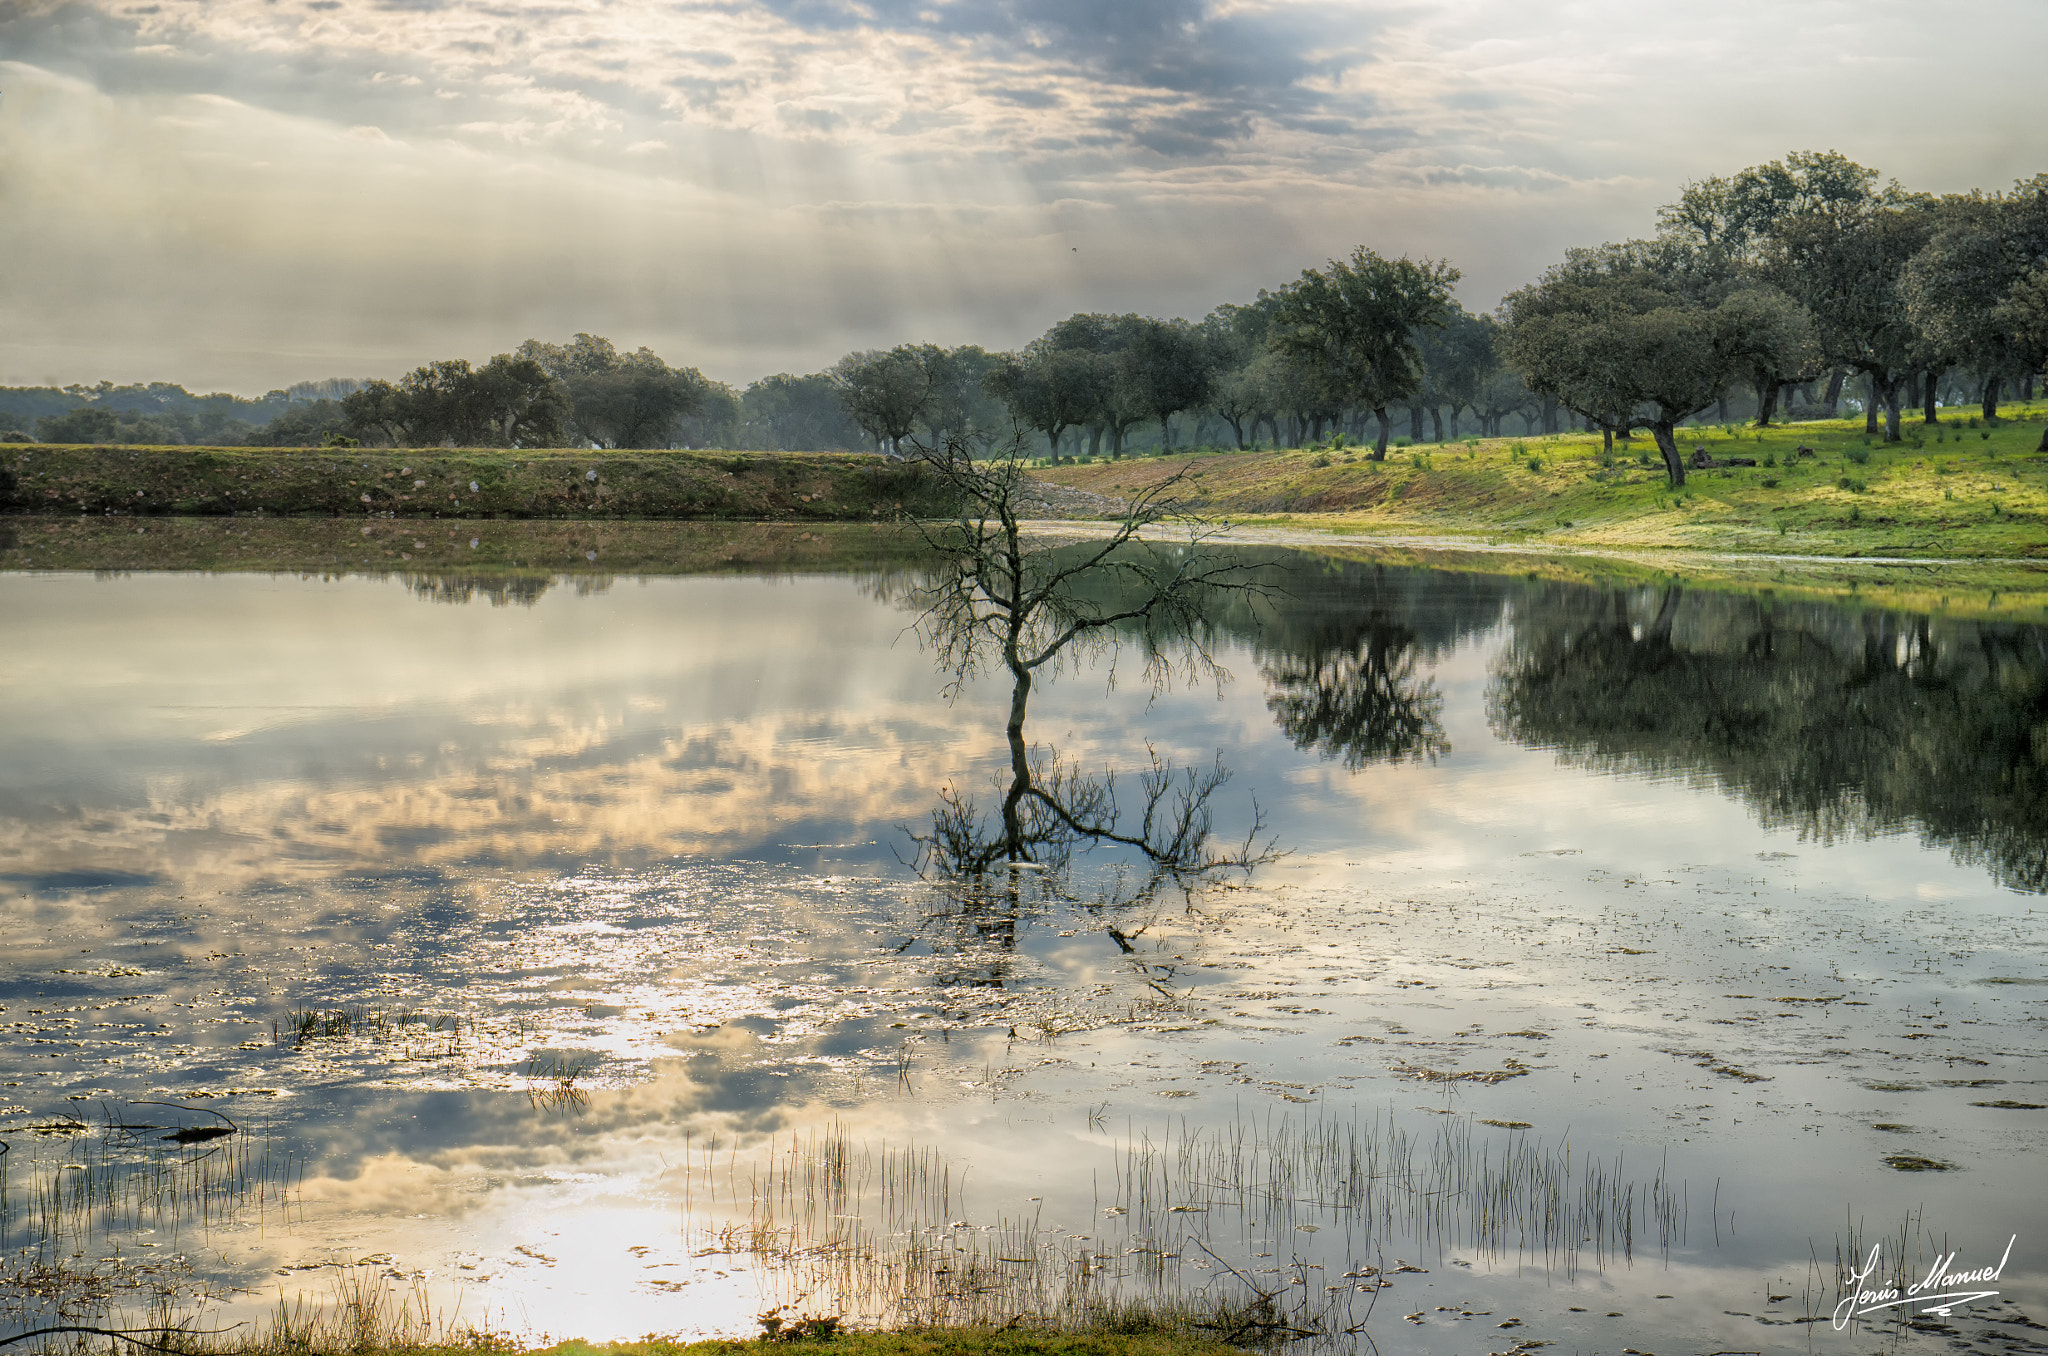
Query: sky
0 0 2041 394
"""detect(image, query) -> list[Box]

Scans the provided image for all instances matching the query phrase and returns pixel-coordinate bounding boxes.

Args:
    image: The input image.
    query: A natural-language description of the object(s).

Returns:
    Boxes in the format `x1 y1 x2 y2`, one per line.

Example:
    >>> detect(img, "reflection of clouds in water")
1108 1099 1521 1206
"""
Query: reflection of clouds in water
0 572 914 740
0 572 998 884
0 705 992 886
292 1032 816 1185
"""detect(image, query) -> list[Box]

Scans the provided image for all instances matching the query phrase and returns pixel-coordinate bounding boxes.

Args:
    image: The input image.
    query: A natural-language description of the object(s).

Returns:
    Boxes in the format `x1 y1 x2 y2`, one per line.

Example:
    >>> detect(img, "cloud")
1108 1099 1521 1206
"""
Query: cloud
0 0 2040 391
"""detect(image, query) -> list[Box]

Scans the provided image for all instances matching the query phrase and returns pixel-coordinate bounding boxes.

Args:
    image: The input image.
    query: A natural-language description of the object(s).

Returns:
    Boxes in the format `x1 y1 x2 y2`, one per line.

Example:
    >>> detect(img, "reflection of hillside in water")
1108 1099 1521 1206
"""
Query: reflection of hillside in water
400 558 934 610
1488 583 2048 893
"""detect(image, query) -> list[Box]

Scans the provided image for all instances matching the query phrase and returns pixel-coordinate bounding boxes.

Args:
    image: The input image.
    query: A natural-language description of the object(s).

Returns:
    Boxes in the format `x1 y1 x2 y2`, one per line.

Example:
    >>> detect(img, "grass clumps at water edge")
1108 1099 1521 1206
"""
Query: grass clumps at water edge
531 1330 1252 1356
148 1332 1252 1356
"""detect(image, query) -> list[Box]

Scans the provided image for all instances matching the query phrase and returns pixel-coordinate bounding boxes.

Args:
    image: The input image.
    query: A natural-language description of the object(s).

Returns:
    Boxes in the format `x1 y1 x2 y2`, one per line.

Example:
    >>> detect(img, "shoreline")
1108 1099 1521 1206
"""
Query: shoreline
5 513 2041 622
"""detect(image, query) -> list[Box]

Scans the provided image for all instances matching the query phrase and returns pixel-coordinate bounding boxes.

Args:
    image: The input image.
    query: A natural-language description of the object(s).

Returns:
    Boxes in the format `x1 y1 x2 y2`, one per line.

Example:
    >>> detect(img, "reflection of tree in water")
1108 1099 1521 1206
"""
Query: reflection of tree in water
400 573 611 607
1235 561 1511 769
1265 639 1447 768
896 438 1281 989
1489 582 2048 893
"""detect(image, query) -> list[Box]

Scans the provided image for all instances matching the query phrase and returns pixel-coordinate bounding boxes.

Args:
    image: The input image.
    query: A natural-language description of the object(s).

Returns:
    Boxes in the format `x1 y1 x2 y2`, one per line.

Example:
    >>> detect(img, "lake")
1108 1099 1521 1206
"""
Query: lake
1 526 2043 1355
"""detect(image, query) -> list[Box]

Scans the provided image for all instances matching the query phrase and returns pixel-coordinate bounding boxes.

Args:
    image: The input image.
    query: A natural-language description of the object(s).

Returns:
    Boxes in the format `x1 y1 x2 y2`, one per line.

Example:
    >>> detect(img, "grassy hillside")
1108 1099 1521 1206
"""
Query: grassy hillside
0 445 942 521
1037 408 2048 560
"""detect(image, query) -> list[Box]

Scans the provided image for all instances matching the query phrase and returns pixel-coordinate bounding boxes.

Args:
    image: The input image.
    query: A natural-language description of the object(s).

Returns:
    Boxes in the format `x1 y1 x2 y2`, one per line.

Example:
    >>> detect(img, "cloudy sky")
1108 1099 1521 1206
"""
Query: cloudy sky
0 0 2039 393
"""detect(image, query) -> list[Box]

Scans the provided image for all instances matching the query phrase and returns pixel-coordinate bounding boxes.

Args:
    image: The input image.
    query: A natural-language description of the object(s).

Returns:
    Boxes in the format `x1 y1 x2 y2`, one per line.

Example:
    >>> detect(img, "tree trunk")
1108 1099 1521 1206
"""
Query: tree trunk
1904 371 1921 412
1645 583 1683 643
1982 375 2001 421
1087 426 1102 458
2022 373 2035 400
1372 406 1391 461
1410 405 1424 442
1542 395 1559 435
1448 409 1460 439
1000 648 1034 863
1225 414 1246 449
1602 425 1613 455
1650 421 1686 488
1923 371 1940 425
1716 393 1729 423
1882 375 1903 442
1865 373 1881 435
1430 408 1444 442
1159 414 1173 450
1823 368 1845 418
1754 378 1779 427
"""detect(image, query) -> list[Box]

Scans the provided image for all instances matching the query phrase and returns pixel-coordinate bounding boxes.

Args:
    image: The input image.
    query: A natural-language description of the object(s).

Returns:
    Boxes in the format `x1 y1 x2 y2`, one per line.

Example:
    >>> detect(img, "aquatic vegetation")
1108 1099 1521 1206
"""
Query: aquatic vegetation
275 1006 470 1056
0 1103 301 1339
666 1112 1693 1339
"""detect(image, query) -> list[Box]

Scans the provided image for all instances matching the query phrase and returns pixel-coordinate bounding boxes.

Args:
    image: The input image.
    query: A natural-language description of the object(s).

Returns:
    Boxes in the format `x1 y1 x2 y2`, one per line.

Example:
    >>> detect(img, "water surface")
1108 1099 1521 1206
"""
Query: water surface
1 536 2044 1354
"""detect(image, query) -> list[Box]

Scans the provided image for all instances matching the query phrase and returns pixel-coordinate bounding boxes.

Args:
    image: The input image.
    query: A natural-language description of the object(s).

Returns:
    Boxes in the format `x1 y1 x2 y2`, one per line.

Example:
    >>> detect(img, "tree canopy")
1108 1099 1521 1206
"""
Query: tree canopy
515 334 707 449
343 354 570 449
1271 248 1460 458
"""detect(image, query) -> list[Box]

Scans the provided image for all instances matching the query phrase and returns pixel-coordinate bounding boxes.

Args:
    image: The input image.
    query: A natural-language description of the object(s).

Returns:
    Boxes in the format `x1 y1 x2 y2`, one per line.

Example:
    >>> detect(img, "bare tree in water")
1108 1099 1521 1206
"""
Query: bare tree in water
899 434 1281 913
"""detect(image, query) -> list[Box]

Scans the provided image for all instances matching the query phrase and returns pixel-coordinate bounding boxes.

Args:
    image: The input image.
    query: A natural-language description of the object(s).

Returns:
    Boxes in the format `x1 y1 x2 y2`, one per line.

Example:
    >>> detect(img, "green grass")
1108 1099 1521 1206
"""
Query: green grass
1039 408 2048 563
0 446 944 521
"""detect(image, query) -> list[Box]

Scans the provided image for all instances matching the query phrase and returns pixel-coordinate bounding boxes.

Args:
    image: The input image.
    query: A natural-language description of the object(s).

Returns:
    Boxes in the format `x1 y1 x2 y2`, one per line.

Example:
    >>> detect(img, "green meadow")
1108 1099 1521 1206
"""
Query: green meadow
1040 407 2048 562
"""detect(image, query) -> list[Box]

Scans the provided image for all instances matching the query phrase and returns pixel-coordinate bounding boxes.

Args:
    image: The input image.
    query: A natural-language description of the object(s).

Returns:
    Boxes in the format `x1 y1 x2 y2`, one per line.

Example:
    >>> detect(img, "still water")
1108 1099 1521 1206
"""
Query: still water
1 533 2044 1355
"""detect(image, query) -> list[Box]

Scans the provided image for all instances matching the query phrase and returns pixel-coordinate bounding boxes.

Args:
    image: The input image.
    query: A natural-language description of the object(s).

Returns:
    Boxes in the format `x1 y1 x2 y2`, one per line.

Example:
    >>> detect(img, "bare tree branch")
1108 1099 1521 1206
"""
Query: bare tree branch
897 432 1285 913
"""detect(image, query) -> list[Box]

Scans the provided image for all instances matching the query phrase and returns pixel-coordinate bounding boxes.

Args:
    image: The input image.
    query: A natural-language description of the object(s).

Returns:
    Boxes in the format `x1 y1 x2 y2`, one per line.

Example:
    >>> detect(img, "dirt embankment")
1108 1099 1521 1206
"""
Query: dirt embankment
0 445 945 521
